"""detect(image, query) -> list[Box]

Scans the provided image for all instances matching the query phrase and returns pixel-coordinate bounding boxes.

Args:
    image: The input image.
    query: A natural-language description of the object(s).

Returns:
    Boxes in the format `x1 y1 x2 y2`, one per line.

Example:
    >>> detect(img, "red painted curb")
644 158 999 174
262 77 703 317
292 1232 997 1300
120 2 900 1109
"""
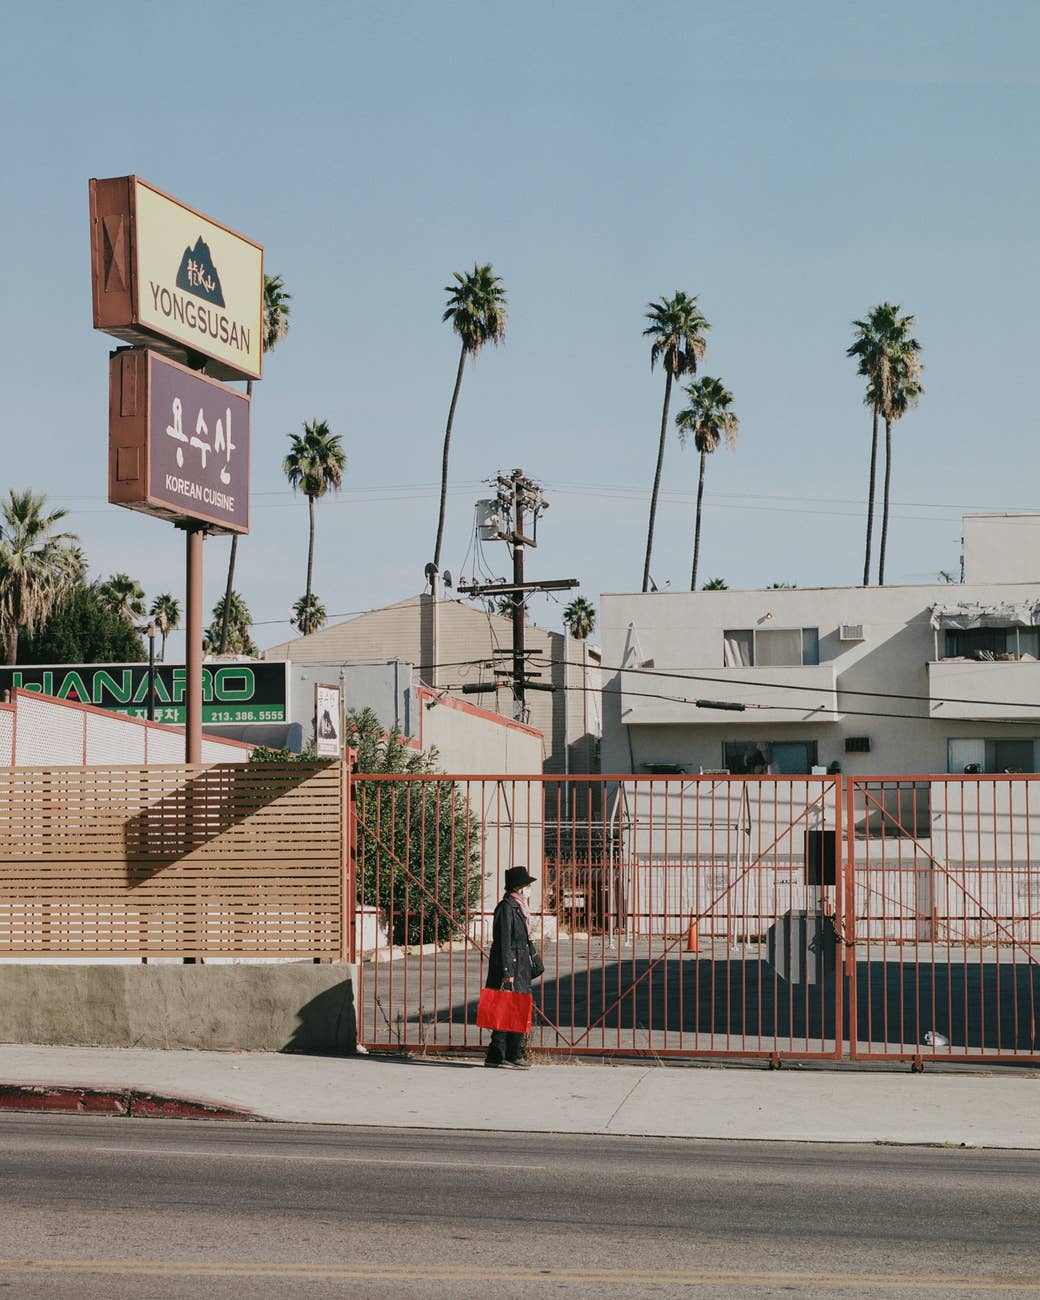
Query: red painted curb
0 1083 260 1122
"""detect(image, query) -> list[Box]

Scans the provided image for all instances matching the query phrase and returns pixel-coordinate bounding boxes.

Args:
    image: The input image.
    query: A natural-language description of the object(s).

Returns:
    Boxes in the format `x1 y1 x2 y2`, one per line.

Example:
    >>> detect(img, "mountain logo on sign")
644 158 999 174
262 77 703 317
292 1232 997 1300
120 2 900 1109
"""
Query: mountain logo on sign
175 237 226 307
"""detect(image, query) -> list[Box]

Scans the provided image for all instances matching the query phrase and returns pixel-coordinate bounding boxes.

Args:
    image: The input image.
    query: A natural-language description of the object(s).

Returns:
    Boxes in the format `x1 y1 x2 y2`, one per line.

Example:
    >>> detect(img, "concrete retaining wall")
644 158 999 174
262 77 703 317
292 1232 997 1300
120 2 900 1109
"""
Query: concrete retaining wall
0 963 357 1055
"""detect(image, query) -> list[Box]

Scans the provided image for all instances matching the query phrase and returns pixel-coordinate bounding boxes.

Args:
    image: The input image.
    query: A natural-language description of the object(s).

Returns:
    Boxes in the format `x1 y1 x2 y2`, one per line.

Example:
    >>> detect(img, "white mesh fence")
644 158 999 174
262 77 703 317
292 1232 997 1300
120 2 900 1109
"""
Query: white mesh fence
86 710 146 765
15 694 85 765
0 709 12 764
7 694 251 766
202 737 246 763
145 727 186 763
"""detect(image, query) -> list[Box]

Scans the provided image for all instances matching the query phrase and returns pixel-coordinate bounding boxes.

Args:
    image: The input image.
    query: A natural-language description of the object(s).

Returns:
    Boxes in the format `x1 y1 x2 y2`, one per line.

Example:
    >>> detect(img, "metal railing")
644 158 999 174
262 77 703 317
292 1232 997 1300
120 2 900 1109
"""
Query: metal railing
354 773 843 1060
847 774 1040 1063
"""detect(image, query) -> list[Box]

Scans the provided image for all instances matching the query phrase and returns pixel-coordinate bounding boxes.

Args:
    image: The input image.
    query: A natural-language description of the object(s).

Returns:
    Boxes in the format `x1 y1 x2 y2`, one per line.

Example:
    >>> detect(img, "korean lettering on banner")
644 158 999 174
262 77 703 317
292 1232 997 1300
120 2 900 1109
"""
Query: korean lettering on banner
149 354 249 533
165 395 235 480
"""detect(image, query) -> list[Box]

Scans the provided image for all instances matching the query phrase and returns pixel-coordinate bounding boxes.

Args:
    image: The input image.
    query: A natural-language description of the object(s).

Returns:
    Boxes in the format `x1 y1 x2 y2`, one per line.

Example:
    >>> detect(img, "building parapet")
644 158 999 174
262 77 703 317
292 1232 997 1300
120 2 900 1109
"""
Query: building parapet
619 663 839 726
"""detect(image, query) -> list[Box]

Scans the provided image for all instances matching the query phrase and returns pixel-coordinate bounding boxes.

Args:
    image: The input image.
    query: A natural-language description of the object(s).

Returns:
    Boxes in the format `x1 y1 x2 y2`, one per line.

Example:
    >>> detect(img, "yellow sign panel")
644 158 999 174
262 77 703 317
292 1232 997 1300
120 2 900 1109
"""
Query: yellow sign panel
133 179 263 381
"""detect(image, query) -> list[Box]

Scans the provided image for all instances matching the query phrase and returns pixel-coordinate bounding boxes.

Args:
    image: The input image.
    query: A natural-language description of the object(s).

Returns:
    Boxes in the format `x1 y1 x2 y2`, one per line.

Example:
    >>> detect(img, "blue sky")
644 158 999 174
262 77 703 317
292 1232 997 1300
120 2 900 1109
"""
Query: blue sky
2 0 1037 660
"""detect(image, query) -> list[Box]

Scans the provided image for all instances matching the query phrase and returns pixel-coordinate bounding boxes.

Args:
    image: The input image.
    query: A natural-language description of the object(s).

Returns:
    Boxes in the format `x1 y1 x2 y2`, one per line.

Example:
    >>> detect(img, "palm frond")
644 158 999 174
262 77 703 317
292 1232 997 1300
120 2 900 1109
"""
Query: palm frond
675 376 739 454
283 420 347 500
443 263 508 354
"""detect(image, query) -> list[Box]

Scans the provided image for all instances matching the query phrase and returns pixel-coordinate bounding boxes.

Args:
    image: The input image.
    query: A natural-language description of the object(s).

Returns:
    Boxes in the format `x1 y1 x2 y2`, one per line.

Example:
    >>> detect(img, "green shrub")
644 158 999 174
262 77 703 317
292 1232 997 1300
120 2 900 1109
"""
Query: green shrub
349 707 480 946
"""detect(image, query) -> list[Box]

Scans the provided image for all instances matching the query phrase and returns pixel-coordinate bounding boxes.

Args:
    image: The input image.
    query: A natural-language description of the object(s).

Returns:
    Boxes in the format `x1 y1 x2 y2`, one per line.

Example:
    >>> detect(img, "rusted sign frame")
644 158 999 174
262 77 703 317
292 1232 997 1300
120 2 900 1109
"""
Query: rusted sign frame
89 175 264 383
108 348 250 535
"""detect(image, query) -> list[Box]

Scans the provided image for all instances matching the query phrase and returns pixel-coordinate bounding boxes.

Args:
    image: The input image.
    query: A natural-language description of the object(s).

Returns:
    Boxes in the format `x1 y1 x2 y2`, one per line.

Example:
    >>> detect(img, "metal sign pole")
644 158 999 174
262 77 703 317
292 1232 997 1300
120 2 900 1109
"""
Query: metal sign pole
185 525 204 763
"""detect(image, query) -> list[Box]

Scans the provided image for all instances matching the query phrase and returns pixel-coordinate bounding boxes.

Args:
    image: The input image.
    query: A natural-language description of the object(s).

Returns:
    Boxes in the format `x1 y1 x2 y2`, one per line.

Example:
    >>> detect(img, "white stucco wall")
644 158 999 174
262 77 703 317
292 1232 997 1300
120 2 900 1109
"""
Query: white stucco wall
600 580 1040 777
418 690 544 776
417 689 546 923
963 515 1040 585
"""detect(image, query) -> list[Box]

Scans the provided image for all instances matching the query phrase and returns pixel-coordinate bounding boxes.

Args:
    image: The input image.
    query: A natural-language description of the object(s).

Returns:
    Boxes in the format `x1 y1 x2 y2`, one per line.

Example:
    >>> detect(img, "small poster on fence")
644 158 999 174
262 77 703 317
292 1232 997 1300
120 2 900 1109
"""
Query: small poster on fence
314 683 343 758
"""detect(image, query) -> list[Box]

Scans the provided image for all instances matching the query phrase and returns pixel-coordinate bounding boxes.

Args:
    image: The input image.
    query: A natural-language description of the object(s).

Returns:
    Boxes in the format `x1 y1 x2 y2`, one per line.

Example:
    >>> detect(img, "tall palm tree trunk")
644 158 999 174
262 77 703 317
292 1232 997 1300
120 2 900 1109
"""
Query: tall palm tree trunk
304 494 316 634
690 449 708 591
5 627 17 667
218 376 252 654
160 629 167 661
218 536 238 653
641 371 674 592
433 343 467 572
862 404 879 586
878 415 893 586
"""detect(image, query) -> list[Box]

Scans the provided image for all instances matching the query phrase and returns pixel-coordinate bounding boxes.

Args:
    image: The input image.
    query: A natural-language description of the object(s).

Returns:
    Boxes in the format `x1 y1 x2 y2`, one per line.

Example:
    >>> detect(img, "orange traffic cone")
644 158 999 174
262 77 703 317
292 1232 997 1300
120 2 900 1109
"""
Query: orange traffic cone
686 916 698 953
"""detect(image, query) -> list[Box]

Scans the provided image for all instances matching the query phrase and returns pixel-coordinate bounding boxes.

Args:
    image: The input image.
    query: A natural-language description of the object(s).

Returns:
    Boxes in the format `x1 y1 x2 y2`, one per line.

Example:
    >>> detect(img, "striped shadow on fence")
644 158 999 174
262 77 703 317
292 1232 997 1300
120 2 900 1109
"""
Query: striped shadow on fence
0 762 346 961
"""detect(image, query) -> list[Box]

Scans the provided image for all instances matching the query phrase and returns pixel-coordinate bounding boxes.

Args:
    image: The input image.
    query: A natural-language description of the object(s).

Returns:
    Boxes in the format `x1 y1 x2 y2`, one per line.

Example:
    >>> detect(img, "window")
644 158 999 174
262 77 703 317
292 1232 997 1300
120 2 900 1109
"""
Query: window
724 740 818 775
942 628 1040 661
855 781 931 839
948 738 1040 774
723 628 820 668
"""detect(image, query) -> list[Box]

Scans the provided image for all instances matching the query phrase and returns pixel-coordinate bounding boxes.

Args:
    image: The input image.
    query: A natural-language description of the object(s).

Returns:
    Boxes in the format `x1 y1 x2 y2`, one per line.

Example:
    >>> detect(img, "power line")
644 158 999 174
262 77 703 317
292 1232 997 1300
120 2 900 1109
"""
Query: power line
56 477 1040 517
435 676 1040 729
408 651 1040 715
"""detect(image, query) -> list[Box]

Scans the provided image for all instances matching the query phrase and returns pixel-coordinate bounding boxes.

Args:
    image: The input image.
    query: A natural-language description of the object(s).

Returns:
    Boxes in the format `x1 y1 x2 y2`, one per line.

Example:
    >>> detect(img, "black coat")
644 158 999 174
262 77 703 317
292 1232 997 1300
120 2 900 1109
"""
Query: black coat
485 895 532 994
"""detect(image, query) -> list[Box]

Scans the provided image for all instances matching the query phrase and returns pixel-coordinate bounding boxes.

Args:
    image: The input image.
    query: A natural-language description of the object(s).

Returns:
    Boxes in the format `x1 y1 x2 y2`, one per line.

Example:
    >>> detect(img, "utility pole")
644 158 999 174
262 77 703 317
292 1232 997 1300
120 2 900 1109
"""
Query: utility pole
511 470 527 718
458 468 578 721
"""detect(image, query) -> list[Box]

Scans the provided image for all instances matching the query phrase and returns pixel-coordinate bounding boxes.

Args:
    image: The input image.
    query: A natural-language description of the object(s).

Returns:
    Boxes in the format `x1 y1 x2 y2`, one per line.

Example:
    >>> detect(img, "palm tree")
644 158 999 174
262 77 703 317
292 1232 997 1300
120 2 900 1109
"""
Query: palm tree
97 572 146 625
219 273 293 653
260 274 292 355
204 590 255 655
675 377 739 591
847 302 922 586
149 593 180 661
641 293 710 592
283 420 346 635
0 490 82 664
875 319 923 587
563 596 596 640
703 577 728 590
434 264 508 572
292 593 327 635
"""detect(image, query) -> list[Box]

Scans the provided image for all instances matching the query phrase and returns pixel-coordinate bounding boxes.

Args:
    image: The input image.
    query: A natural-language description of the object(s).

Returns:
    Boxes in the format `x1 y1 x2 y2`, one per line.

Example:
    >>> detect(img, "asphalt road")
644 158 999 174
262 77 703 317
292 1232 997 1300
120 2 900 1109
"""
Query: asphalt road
0 1115 1038 1298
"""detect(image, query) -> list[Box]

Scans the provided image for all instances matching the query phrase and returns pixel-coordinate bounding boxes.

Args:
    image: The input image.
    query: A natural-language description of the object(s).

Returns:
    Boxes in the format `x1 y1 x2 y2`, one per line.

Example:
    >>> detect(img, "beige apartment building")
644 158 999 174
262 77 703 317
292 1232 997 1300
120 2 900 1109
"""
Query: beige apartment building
600 514 1040 778
263 593 601 780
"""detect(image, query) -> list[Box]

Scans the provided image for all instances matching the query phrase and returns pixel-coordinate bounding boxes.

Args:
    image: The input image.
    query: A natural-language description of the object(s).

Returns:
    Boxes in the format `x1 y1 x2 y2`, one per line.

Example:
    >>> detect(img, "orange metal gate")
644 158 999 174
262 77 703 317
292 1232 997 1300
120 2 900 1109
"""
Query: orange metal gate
352 773 844 1060
846 775 1040 1064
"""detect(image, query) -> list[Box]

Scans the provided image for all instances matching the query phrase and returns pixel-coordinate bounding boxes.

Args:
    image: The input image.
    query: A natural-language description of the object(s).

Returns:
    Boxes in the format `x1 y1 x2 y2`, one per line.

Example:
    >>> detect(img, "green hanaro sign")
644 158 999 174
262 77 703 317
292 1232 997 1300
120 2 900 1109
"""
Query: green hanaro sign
0 662 287 726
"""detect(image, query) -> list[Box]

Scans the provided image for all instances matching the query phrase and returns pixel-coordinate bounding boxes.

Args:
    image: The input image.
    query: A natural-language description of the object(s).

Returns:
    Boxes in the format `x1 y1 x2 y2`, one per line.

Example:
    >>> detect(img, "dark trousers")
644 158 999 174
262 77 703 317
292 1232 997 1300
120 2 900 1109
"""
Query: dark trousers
485 1030 527 1064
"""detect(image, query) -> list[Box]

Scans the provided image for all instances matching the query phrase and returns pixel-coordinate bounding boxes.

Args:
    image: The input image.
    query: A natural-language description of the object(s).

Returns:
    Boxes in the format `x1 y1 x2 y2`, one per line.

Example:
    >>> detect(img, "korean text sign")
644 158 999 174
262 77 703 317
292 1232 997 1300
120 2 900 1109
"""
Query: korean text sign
109 349 250 535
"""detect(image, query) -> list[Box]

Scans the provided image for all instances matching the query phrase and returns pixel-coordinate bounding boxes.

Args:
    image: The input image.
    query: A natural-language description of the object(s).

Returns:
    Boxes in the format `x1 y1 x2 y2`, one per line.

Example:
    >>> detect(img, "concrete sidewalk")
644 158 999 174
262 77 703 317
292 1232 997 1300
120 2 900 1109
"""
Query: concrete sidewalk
0 1043 1038 1148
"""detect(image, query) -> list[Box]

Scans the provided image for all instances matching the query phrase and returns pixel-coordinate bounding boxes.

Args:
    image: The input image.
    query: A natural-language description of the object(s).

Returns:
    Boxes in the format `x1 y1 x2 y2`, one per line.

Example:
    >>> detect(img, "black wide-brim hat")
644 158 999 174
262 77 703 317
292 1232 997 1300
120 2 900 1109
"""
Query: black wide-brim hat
504 866 537 891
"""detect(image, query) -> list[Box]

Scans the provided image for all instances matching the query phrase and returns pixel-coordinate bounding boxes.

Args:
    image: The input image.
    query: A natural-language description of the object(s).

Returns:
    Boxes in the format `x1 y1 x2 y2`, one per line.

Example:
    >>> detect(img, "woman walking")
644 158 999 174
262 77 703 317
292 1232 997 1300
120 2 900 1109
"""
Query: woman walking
484 866 538 1069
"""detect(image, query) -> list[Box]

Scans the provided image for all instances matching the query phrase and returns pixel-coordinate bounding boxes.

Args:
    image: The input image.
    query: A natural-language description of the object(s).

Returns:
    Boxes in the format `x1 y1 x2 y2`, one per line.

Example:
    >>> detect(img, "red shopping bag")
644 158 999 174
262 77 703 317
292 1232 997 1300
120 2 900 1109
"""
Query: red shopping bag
476 987 533 1034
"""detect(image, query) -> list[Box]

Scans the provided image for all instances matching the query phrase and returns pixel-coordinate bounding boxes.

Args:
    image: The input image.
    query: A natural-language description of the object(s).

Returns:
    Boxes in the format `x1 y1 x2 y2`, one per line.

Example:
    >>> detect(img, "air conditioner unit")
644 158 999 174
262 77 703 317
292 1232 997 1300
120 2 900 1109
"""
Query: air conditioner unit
844 736 871 754
839 623 865 641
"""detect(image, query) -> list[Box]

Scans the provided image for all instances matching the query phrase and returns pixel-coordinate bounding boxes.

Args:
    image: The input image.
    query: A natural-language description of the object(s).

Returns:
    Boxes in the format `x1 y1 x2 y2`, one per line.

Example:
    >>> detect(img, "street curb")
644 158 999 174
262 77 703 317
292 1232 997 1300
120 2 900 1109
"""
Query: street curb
0 1083 262 1122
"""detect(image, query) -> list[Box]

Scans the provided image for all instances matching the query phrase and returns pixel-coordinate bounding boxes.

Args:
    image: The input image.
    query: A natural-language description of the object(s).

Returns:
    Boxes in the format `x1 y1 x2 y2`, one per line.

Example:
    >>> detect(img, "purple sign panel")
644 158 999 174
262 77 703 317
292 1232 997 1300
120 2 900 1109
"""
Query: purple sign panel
148 354 250 533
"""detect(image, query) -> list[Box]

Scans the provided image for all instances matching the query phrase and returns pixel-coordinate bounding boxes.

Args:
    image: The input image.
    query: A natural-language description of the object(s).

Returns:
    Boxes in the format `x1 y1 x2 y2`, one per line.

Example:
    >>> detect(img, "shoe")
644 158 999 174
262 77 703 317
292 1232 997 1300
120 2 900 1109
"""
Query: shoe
484 1059 503 1068
504 1059 532 1070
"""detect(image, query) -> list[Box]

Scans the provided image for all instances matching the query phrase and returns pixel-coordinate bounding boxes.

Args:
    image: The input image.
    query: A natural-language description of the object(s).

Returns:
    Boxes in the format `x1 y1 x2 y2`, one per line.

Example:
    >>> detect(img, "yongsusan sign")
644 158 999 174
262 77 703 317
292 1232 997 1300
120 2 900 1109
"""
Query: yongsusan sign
109 349 250 534
89 175 264 382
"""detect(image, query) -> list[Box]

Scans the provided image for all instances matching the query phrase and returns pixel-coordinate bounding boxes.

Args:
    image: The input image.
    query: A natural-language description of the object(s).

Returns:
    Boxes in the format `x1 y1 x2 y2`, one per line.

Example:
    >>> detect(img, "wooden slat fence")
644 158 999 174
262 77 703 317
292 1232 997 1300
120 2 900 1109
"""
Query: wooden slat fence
0 762 345 960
